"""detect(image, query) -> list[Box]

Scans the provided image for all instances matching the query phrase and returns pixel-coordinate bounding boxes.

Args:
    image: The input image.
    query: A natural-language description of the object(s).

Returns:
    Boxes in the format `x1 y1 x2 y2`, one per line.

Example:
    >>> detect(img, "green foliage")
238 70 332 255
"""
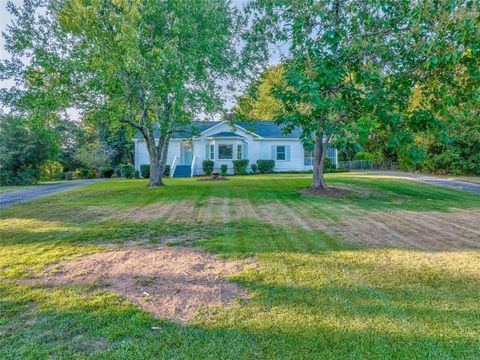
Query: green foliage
354 152 370 161
120 164 135 179
0 115 54 185
232 159 249 175
74 140 111 176
416 107 480 175
1 0 241 186
256 159 275 174
40 161 64 181
79 169 89 179
64 171 73 180
324 158 334 171
100 168 114 178
234 65 285 121
140 164 150 179
134 170 140 179
220 164 228 176
251 163 258 173
244 0 480 181
202 160 215 176
163 165 170 177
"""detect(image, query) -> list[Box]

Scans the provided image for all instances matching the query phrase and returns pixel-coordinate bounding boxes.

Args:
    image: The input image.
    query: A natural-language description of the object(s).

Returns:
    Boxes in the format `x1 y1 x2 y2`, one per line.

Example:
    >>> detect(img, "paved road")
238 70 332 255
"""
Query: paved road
0 180 104 208
365 171 480 194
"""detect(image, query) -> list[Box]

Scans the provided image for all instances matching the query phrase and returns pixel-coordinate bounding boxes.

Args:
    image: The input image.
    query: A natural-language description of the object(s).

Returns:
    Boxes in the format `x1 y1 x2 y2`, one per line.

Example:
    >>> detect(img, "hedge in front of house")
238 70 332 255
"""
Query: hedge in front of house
140 164 150 178
120 164 135 179
220 164 228 176
202 160 214 175
257 159 275 174
138 164 170 178
163 165 170 177
233 159 249 175
100 167 114 178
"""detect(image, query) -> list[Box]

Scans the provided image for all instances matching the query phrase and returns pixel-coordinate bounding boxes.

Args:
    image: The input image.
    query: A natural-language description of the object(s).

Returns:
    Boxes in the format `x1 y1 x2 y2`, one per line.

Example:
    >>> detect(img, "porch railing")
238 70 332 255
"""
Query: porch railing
170 155 178 178
191 156 196 177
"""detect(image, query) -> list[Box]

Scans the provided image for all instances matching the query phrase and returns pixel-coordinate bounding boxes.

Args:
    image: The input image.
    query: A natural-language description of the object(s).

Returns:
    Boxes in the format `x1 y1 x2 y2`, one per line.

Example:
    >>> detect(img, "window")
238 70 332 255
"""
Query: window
210 145 215 160
237 144 242 159
218 144 233 159
276 145 286 160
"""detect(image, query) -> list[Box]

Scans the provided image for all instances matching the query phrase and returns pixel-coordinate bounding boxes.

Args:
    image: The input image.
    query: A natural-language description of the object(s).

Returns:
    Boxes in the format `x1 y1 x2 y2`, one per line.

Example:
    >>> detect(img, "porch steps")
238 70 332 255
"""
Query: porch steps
172 165 191 178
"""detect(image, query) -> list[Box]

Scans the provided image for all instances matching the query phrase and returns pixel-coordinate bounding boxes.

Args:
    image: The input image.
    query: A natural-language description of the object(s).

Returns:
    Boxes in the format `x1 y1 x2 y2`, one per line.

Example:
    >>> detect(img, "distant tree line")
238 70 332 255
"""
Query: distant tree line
0 111 133 185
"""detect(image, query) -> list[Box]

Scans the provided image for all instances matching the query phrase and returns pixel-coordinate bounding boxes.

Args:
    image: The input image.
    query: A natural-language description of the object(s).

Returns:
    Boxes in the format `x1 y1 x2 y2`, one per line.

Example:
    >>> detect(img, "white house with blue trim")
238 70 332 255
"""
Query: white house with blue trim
133 121 337 177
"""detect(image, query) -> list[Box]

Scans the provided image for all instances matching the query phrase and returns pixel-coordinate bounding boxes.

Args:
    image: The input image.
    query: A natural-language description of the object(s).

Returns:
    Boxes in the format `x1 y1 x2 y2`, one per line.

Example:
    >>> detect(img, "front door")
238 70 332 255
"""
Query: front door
182 143 193 165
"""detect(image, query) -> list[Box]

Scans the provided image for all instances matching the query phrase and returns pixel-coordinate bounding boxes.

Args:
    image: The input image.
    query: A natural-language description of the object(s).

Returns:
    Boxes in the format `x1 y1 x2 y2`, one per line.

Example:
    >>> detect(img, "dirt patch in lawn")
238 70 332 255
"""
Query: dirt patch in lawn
299 187 351 198
28 247 255 323
123 202 177 221
255 202 480 251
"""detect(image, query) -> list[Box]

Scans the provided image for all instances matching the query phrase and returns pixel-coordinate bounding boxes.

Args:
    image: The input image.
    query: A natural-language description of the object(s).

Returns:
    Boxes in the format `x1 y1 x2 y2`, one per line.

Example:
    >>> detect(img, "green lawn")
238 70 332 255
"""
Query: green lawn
1 173 479 359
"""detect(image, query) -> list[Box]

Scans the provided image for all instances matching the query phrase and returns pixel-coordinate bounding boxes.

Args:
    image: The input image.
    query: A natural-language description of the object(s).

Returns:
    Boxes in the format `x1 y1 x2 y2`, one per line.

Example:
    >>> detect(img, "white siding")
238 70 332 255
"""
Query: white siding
133 122 338 175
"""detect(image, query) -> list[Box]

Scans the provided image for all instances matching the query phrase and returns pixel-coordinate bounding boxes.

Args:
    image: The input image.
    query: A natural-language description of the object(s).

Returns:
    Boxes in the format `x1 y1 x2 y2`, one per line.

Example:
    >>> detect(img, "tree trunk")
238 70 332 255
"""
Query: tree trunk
147 136 170 187
148 153 164 186
312 133 328 190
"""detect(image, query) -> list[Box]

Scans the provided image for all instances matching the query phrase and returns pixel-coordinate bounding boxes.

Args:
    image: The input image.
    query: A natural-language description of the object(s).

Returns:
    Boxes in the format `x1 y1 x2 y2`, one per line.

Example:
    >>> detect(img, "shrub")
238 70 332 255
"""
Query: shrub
120 164 135 179
135 170 140 179
163 165 170 177
232 159 249 175
40 161 64 181
79 168 89 179
64 171 73 180
88 169 96 179
100 167 114 178
114 167 122 177
202 160 214 176
140 164 150 178
220 164 228 176
257 159 275 173
0 114 54 185
251 163 258 173
324 158 335 171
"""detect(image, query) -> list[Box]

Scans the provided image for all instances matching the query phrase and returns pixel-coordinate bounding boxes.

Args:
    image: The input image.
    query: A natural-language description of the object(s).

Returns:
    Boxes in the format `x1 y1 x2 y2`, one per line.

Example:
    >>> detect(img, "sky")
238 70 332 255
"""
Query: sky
0 0 285 117
0 0 19 90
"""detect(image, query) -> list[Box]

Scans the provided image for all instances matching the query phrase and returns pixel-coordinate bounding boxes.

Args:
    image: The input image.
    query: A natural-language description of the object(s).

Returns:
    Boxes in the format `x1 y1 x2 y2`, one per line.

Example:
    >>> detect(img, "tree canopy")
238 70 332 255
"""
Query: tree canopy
234 65 285 121
1 0 241 185
243 0 479 188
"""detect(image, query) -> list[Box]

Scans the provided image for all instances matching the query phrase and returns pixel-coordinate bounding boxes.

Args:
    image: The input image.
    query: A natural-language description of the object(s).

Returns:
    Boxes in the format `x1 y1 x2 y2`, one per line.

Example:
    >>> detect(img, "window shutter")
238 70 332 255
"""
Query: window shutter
205 144 209 159
243 143 248 159
271 145 276 160
286 145 291 161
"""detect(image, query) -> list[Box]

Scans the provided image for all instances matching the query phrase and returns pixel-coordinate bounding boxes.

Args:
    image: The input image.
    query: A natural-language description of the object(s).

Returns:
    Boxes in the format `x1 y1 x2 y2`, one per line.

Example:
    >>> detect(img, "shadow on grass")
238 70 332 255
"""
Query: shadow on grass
1 278 479 359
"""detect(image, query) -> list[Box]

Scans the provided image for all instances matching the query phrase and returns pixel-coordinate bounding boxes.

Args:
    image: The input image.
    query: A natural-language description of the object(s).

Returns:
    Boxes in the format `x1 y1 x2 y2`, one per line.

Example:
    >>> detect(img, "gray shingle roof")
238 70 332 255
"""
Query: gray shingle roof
133 121 301 140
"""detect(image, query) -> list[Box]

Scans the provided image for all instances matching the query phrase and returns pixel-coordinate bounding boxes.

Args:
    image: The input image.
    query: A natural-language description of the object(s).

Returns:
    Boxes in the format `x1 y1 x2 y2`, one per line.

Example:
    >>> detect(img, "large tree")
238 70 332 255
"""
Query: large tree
1 0 240 186
234 65 285 121
0 113 57 185
244 0 479 189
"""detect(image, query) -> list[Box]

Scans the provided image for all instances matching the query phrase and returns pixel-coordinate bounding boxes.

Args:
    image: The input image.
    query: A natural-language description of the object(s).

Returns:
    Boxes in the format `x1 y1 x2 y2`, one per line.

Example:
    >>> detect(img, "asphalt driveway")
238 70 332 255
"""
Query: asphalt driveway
365 171 480 194
0 180 104 208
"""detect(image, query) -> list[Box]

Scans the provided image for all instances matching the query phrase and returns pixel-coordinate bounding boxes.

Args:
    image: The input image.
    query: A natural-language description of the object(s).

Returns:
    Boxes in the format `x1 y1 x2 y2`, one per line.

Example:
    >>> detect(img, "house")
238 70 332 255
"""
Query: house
133 121 337 177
